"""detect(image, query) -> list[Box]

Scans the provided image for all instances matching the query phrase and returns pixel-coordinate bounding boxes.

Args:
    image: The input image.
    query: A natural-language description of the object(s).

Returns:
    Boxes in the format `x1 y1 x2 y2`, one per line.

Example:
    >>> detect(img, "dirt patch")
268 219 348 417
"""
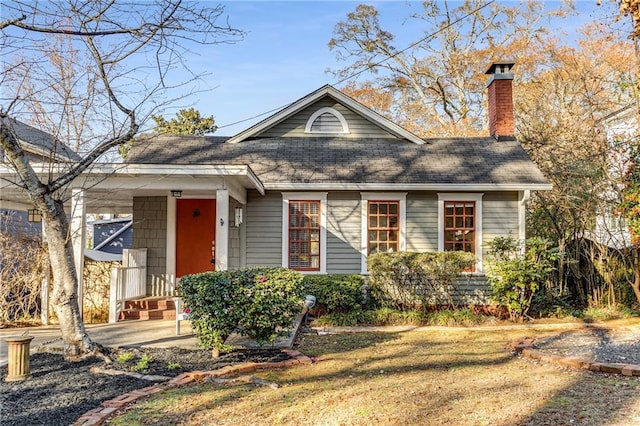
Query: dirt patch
0 347 290 426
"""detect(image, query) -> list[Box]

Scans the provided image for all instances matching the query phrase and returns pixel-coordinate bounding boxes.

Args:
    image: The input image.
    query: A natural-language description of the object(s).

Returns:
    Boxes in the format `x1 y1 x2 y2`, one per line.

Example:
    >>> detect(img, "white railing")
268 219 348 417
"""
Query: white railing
108 248 147 323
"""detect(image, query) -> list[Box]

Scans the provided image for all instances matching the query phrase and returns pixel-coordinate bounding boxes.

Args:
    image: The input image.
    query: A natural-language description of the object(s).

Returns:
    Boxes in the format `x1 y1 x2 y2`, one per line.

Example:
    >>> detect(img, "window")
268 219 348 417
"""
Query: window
438 193 483 273
282 193 327 273
288 200 321 270
361 193 406 273
305 107 349 134
444 201 475 253
368 201 399 254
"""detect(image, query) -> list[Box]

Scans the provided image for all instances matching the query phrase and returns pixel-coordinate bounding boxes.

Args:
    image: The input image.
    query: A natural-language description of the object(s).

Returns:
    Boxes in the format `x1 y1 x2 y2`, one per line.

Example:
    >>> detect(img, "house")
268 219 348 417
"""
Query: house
85 217 134 262
0 62 551 310
0 118 82 237
122 61 549 300
588 104 638 249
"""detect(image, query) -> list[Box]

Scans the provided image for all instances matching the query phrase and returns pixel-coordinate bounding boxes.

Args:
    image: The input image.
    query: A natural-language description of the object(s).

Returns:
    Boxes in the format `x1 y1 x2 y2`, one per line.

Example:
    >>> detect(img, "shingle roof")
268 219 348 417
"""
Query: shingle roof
126 134 550 189
1 116 82 162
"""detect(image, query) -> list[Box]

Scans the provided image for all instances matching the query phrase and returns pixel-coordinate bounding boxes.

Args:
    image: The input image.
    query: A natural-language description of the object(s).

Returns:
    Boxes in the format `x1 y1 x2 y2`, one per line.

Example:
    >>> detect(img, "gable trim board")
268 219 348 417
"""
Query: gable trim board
226 85 426 145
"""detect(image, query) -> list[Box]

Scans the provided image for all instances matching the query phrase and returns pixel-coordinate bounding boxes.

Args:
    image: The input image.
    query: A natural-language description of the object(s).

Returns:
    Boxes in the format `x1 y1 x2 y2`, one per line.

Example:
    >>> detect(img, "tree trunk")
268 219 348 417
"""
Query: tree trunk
43 199 97 360
632 248 640 306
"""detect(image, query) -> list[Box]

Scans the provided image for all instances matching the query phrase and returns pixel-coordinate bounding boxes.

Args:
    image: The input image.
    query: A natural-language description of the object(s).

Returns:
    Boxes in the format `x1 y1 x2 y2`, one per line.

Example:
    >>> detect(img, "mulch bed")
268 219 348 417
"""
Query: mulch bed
0 347 290 426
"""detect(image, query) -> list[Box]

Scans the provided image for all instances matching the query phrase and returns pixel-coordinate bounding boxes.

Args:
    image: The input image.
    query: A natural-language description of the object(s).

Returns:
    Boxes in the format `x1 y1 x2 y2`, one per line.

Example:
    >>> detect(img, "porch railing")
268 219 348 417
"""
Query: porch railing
108 248 147 323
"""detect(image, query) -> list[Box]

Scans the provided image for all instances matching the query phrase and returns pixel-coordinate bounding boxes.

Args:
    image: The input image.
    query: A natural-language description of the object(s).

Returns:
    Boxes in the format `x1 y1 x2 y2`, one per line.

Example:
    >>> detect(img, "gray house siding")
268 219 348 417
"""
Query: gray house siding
132 196 168 295
260 98 398 139
326 192 361 274
406 192 438 252
481 192 519 251
245 190 282 267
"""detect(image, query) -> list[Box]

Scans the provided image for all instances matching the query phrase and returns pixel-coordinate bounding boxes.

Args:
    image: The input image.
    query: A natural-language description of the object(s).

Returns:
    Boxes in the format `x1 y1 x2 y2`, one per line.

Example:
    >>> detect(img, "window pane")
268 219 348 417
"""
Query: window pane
456 217 464 228
369 203 377 214
389 203 398 214
380 204 387 214
369 216 377 228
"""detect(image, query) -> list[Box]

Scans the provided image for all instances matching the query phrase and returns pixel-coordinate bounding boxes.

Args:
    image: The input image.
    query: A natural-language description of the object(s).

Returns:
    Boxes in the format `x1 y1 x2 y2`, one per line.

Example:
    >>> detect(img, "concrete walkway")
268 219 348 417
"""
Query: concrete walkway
1 313 304 367
0 320 197 366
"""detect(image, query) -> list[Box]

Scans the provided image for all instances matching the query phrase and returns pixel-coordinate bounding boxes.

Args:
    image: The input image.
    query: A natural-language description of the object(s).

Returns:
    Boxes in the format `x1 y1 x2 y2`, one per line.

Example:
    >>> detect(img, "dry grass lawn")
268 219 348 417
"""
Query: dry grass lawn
109 327 640 425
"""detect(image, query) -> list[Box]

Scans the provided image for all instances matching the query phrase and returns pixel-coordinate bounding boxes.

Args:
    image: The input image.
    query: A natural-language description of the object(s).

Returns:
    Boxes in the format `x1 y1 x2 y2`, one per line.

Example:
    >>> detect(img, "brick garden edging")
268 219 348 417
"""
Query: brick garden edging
74 349 313 426
509 338 640 377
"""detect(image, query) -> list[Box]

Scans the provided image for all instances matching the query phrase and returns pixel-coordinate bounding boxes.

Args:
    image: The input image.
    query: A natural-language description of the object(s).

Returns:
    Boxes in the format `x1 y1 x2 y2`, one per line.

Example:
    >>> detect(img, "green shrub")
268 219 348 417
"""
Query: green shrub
424 307 485 326
486 237 561 322
302 274 366 315
313 307 489 327
367 251 475 310
180 267 304 356
238 268 305 344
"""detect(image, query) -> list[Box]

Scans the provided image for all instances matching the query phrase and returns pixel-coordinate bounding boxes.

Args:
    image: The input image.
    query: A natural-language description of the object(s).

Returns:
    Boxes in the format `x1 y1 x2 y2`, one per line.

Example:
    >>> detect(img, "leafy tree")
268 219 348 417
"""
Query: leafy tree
601 0 640 38
486 237 561 321
329 1 572 137
152 108 217 135
619 143 640 303
0 0 243 360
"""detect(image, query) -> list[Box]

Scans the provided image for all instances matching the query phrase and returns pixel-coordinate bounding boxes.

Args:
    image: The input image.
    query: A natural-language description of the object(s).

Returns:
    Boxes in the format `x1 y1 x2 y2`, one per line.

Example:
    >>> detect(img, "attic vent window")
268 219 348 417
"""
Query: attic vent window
305 107 350 134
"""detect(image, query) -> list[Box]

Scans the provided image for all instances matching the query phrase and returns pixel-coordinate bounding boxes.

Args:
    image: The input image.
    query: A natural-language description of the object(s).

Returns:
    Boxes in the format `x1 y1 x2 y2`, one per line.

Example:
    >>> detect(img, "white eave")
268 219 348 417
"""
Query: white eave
226 85 426 145
0 163 266 195
264 182 553 192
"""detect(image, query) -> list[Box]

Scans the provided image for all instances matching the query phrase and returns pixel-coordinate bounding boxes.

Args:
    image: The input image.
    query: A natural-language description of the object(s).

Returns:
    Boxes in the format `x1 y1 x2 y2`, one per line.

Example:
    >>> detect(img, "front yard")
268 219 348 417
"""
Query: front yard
109 327 640 425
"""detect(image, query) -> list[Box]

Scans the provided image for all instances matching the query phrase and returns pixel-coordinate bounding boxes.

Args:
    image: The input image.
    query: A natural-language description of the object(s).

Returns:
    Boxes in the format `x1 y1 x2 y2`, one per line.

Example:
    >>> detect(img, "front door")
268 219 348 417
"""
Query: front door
176 199 216 277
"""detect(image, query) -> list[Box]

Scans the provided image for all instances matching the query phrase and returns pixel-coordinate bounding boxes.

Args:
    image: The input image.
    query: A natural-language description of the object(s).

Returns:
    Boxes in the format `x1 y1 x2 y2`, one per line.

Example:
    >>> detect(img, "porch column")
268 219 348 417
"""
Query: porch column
216 189 229 271
70 188 86 316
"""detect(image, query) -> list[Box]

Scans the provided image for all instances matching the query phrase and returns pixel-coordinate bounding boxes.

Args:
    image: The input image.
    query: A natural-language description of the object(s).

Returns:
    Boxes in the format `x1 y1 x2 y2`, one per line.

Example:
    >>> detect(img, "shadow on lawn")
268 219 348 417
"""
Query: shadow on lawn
514 326 640 426
300 328 639 425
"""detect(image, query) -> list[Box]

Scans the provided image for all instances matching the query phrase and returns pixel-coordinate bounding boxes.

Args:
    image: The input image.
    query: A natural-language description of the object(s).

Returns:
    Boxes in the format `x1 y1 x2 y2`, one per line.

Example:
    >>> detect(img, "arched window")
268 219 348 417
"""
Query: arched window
305 107 350 134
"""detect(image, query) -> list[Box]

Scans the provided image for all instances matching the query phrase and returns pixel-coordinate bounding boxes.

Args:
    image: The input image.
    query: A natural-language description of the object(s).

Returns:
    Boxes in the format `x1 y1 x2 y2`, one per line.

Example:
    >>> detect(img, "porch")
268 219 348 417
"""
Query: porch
0 163 265 323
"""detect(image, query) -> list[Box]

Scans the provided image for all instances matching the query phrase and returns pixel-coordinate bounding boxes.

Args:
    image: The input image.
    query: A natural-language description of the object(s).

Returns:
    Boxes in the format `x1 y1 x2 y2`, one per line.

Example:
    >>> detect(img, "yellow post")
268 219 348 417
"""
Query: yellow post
5 336 35 382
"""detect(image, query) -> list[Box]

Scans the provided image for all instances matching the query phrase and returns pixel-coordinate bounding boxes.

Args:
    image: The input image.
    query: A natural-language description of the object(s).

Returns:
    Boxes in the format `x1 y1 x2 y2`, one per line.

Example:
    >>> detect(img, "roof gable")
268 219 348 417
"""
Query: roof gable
226 85 425 145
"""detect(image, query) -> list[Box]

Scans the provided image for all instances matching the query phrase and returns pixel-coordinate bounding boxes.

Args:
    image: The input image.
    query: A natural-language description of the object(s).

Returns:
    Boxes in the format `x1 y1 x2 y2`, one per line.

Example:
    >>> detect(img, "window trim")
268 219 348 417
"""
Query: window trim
361 193 406 274
437 193 483 273
282 192 327 274
304 107 350 134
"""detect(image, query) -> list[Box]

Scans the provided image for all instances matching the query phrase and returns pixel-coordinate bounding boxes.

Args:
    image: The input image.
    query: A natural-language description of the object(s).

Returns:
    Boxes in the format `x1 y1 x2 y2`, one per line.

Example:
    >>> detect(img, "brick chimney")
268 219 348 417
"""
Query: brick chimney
486 61 515 140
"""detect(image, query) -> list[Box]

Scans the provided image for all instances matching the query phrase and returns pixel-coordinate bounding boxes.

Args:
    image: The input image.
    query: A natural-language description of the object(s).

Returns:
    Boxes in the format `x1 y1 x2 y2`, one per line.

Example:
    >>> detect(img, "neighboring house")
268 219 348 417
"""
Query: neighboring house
0 118 82 237
0 62 552 304
0 116 81 163
85 217 133 262
589 104 638 249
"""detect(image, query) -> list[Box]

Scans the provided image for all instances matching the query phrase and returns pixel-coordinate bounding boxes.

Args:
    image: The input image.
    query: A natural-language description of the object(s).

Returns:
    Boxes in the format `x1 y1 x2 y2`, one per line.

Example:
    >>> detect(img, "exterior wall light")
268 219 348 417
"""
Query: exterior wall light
234 207 243 227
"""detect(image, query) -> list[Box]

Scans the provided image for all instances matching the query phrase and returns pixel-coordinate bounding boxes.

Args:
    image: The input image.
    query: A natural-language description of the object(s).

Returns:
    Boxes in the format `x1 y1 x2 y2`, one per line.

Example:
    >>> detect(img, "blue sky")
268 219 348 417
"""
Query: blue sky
166 1 615 135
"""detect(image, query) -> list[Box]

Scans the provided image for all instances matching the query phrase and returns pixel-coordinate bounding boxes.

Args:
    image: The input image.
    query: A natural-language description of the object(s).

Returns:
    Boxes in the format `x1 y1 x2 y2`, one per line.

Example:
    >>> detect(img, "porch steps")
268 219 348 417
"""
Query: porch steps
119 297 176 321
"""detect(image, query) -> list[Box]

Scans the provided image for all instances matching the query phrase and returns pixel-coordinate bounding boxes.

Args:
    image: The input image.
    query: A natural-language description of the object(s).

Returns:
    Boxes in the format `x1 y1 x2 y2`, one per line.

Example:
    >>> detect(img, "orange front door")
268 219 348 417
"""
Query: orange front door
176 199 216 277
